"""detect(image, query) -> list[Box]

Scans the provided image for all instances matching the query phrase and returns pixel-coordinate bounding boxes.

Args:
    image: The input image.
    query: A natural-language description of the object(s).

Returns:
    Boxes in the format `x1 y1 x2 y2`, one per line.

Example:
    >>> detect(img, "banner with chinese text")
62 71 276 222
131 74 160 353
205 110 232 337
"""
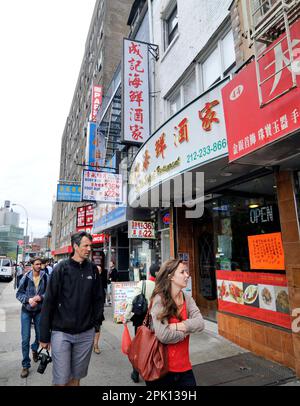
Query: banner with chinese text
81 170 123 203
123 38 150 144
86 121 106 170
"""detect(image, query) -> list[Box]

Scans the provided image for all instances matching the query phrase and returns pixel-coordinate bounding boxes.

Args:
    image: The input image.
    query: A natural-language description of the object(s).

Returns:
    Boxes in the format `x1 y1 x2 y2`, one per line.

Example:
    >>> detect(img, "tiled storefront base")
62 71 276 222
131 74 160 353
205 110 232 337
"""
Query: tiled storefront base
218 312 295 370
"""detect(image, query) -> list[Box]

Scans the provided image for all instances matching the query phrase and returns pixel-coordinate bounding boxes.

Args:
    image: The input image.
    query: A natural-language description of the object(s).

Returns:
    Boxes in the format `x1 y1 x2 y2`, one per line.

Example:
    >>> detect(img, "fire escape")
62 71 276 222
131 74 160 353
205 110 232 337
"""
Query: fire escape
250 0 300 106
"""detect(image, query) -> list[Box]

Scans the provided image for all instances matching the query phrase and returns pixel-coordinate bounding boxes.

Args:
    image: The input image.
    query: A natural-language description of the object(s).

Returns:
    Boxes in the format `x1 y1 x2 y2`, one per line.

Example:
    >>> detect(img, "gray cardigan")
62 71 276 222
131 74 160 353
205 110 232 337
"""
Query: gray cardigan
150 293 205 344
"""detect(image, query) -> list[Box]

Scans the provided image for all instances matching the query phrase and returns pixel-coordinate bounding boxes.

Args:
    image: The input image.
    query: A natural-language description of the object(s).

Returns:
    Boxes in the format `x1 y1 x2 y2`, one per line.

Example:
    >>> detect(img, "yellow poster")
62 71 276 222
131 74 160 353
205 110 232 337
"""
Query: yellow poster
248 232 285 271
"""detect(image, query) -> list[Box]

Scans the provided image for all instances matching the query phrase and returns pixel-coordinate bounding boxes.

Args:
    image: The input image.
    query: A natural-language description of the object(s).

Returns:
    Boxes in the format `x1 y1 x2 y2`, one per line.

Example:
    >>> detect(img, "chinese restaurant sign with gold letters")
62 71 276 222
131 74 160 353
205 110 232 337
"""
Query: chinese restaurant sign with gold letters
129 79 229 204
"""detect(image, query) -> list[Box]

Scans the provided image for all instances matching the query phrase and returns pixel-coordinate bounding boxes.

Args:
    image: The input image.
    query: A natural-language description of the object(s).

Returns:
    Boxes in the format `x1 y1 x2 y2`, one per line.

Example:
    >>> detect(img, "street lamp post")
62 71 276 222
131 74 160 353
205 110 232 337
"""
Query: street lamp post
12 203 28 263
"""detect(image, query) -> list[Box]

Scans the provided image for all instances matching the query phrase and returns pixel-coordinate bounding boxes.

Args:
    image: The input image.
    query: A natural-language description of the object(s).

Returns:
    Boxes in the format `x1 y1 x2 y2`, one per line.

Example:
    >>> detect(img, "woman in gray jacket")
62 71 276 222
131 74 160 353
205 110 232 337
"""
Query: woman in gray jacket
147 258 205 386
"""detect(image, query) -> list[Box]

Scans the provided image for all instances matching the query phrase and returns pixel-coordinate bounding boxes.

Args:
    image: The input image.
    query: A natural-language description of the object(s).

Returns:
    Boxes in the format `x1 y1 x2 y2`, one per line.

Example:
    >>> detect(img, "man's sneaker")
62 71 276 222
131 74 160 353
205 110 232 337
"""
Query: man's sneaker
20 368 29 378
32 350 39 363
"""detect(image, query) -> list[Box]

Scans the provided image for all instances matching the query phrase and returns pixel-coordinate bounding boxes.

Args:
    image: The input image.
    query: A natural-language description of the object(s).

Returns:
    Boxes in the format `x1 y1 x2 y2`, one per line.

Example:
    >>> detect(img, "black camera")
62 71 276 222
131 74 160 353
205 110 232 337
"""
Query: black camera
37 348 52 374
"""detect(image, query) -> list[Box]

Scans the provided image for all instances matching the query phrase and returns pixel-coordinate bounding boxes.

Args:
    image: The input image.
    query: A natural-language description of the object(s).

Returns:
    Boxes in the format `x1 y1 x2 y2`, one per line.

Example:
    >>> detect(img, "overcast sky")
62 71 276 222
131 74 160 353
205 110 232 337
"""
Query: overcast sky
0 0 96 238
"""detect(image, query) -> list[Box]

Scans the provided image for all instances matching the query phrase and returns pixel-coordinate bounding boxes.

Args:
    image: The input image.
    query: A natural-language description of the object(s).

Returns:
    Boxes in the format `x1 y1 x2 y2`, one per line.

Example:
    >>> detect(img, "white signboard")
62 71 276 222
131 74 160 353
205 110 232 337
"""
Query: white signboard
82 170 123 203
128 220 155 239
112 281 138 323
123 38 150 144
129 79 229 205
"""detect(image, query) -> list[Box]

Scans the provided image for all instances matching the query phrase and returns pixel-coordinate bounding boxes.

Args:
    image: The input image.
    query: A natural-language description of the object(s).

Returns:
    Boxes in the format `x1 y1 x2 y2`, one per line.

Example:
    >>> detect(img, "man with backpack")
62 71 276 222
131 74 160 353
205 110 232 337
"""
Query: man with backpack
39 231 104 386
16 257 49 378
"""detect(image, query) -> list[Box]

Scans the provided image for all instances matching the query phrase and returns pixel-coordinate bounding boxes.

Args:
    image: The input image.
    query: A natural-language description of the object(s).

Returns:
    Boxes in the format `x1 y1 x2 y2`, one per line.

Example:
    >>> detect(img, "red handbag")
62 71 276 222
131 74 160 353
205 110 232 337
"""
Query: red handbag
121 324 132 355
127 305 168 382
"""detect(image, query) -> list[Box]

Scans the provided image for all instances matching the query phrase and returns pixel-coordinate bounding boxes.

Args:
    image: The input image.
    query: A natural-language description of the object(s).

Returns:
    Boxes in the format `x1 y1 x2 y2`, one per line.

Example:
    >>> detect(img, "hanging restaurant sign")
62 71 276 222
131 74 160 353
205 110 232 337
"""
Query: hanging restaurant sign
128 220 155 239
122 38 150 144
91 85 103 123
248 232 285 271
81 170 123 203
86 121 106 171
222 19 300 162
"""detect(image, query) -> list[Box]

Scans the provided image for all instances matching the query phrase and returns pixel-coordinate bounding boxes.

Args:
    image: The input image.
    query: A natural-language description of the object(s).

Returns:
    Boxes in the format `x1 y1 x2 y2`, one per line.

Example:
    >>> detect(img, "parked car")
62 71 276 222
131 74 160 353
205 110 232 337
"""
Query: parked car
0 257 15 282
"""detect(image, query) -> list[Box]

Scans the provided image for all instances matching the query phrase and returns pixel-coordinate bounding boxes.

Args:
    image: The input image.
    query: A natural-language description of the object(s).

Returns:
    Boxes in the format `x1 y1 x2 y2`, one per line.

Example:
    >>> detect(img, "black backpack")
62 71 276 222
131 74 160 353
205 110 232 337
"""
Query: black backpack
132 280 148 316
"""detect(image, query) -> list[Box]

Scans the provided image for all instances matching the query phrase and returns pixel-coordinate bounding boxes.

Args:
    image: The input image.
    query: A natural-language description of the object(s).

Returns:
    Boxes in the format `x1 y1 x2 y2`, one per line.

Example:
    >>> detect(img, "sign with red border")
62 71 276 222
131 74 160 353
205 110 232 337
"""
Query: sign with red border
216 270 291 329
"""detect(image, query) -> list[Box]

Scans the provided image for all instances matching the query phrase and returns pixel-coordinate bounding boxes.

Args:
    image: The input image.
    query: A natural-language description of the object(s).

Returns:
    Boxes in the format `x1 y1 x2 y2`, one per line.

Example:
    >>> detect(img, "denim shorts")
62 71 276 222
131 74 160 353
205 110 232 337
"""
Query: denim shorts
51 328 94 385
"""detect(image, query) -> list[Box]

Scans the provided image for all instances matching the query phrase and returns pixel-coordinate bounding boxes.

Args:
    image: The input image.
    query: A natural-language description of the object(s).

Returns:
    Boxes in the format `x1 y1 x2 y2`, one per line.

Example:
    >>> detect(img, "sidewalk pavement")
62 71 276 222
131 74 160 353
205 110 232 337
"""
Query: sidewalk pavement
0 280 299 386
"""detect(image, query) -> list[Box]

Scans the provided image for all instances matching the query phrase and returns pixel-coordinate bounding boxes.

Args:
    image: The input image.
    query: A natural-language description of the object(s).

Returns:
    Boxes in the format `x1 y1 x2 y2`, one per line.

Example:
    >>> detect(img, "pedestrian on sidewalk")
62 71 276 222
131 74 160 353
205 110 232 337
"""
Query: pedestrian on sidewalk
39 231 104 386
146 258 205 386
16 257 49 378
123 262 160 383
93 265 105 354
106 259 118 305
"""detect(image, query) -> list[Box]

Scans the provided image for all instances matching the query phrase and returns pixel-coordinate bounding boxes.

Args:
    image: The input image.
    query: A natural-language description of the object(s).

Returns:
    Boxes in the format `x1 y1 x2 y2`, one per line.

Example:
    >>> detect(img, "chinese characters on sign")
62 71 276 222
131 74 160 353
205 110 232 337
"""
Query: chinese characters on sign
123 39 150 144
222 19 300 162
216 270 291 329
87 122 106 170
91 85 103 122
82 170 123 203
128 80 228 205
56 184 81 202
199 100 220 131
248 232 285 271
128 221 155 239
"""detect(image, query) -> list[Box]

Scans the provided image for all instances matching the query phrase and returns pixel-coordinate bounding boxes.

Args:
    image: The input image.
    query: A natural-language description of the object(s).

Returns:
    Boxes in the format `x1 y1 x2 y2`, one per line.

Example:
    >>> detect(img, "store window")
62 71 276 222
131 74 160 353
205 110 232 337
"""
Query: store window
211 174 290 329
129 240 156 281
168 89 181 116
165 4 178 49
212 182 282 273
183 71 197 105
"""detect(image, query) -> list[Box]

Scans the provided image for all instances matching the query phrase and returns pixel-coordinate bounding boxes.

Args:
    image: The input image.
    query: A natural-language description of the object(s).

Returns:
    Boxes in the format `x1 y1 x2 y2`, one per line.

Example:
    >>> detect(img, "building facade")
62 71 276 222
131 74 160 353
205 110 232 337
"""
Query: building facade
52 0 300 377
52 0 134 257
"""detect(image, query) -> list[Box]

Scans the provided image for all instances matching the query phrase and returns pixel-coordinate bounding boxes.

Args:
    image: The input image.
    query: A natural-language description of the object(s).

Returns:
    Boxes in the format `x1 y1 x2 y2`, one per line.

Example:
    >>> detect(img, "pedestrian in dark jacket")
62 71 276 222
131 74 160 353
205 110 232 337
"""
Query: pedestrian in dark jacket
39 231 104 386
106 259 118 305
16 257 48 378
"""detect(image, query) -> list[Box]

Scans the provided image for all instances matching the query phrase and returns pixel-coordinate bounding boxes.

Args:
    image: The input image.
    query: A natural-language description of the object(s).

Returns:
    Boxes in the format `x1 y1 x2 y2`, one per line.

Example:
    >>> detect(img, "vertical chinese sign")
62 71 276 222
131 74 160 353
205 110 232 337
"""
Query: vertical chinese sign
91 85 103 123
87 122 106 170
123 38 150 144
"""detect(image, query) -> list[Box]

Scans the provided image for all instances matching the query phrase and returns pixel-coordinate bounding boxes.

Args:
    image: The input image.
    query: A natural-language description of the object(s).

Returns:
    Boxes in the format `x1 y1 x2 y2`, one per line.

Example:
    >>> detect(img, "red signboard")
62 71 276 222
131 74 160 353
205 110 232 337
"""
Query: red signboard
216 270 291 329
222 19 300 162
91 85 103 122
76 205 94 229
85 204 94 226
76 207 86 228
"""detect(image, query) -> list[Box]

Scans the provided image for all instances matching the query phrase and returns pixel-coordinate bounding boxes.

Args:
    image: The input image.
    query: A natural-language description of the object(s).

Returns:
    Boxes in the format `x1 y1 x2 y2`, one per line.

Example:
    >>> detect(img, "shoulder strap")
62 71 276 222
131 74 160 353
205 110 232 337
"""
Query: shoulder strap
142 280 146 296
57 260 67 301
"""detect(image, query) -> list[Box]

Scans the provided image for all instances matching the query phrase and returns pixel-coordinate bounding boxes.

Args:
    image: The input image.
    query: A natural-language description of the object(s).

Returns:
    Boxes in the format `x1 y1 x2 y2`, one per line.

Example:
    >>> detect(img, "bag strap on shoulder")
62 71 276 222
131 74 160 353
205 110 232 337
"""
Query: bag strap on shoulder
142 280 146 296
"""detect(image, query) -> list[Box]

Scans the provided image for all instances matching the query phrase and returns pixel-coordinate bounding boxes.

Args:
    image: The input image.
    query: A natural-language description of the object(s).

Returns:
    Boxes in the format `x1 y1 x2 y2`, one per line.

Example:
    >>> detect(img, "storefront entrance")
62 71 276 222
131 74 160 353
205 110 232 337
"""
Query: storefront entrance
193 173 284 323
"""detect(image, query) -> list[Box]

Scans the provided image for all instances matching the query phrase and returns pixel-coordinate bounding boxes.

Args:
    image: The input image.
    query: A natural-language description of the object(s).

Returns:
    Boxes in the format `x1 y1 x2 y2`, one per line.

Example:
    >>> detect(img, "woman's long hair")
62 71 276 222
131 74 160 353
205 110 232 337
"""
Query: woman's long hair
151 258 183 322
